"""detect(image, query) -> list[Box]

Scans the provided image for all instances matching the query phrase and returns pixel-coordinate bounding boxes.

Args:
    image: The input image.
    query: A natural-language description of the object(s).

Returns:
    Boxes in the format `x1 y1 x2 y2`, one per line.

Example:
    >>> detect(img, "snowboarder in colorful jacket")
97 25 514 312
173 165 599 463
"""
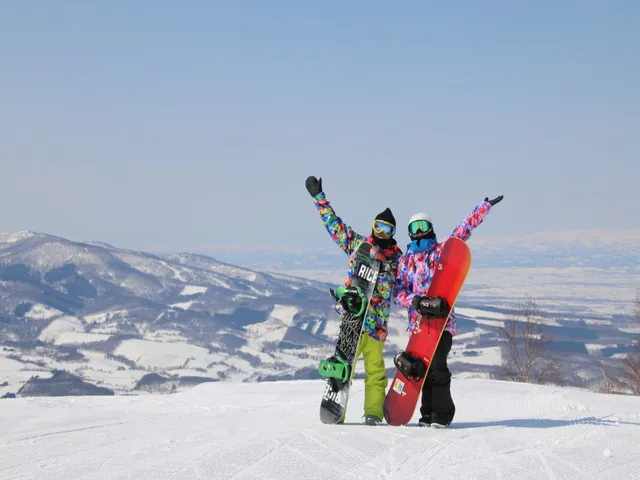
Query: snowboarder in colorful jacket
306 175 403 425
394 195 504 428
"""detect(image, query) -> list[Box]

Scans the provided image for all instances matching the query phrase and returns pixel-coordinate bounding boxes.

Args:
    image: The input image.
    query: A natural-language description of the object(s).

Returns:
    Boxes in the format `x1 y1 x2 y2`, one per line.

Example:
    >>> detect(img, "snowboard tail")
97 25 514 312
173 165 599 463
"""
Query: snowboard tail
383 237 472 426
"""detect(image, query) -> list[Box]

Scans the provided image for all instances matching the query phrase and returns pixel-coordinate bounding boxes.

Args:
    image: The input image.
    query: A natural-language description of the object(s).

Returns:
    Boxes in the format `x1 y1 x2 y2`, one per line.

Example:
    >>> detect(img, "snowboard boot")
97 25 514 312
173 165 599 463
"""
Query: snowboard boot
430 412 453 429
418 416 431 427
364 415 382 426
431 422 450 429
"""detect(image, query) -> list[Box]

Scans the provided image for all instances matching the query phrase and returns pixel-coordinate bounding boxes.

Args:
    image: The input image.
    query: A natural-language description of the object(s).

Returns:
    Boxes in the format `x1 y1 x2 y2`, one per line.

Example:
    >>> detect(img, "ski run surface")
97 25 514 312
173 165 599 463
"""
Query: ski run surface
1 379 639 480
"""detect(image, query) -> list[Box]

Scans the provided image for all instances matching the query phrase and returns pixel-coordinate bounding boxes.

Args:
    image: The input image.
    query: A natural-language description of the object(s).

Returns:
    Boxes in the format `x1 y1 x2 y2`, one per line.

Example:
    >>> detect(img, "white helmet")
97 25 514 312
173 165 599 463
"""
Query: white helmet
408 213 432 225
408 212 434 238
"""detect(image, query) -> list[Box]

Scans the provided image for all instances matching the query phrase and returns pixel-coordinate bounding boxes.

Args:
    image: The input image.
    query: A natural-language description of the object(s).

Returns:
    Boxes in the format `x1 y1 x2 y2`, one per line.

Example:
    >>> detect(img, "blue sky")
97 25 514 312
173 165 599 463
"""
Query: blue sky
1 1 638 253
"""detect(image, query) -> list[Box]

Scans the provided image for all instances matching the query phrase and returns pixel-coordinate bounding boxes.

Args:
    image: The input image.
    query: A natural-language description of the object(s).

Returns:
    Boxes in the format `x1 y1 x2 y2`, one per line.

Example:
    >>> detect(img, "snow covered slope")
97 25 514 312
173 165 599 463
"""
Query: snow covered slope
1 378 638 479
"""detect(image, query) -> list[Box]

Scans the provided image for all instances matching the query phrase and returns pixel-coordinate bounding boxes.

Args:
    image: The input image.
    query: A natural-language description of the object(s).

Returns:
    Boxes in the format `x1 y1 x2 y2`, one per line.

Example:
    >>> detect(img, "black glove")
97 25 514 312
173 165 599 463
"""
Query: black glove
329 288 339 302
484 195 503 206
305 176 323 197
411 295 450 319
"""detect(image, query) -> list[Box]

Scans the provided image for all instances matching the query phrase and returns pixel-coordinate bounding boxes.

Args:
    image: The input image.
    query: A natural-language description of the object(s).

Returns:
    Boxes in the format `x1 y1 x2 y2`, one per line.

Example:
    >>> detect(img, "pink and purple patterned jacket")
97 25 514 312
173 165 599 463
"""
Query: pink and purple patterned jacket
312 193 403 342
393 200 493 336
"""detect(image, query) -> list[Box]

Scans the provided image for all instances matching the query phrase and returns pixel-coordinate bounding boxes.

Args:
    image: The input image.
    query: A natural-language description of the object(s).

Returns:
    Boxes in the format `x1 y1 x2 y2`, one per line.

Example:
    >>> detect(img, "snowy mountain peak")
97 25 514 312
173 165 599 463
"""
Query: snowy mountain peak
0 230 45 247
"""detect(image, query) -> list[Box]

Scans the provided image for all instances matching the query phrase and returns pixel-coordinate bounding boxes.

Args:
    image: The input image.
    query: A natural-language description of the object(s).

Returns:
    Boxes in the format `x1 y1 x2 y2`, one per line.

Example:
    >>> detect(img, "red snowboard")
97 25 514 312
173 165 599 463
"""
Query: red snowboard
384 237 472 426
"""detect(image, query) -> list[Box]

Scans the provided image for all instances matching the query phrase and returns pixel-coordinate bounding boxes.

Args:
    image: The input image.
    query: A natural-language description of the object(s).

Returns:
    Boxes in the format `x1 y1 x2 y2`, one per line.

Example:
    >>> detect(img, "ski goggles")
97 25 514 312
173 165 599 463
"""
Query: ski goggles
408 219 433 236
372 220 395 238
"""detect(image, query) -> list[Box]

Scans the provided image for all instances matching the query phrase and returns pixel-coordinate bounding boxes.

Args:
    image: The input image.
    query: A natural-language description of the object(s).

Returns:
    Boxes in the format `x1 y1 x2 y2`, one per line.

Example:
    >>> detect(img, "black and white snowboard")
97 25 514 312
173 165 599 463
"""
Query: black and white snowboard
319 242 381 424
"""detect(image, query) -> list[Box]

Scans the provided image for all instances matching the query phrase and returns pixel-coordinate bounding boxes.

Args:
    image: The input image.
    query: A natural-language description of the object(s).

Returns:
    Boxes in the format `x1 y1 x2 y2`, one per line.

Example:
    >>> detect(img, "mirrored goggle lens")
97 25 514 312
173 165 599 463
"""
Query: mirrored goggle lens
373 221 395 236
409 219 432 235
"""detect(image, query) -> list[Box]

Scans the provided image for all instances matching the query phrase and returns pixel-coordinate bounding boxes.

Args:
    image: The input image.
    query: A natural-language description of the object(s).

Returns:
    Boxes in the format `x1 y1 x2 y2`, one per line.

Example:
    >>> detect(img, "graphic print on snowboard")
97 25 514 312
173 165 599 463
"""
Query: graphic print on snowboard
319 242 381 424
383 237 471 426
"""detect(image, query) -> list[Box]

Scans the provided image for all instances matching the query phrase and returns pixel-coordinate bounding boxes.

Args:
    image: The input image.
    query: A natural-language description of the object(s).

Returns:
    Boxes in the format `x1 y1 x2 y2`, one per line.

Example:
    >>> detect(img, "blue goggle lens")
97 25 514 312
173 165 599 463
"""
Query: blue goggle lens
373 220 395 236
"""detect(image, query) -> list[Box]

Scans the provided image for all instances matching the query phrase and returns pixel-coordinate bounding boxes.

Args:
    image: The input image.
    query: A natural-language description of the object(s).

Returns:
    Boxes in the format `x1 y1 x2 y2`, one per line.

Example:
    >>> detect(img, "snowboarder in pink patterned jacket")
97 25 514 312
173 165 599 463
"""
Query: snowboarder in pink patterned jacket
393 195 504 428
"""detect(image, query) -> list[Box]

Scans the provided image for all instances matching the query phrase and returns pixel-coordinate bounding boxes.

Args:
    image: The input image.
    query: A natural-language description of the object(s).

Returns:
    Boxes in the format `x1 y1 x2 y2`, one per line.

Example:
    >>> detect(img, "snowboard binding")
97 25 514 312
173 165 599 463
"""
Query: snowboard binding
318 355 350 383
329 285 367 317
393 351 427 382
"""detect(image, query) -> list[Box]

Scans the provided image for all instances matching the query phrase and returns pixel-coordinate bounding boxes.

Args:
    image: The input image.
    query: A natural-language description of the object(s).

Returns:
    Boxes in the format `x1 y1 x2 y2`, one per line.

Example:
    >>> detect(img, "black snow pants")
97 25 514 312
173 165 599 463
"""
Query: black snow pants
420 331 455 425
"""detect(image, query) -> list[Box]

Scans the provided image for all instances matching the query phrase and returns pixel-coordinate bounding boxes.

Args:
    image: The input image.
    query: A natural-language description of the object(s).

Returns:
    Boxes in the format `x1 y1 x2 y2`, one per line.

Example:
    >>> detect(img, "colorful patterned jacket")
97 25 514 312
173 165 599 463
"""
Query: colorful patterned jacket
312 192 403 341
394 200 493 336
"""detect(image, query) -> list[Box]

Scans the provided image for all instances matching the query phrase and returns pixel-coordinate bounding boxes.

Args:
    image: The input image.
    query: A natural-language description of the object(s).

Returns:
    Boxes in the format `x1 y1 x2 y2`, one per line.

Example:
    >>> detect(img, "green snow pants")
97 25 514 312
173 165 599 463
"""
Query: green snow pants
354 334 388 420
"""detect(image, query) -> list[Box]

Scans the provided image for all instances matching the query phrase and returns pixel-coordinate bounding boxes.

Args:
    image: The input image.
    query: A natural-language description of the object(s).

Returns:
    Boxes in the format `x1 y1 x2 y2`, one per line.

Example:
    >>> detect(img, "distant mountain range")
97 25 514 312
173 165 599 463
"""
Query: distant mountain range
0 230 339 397
205 228 640 270
1 230 638 398
209 228 640 317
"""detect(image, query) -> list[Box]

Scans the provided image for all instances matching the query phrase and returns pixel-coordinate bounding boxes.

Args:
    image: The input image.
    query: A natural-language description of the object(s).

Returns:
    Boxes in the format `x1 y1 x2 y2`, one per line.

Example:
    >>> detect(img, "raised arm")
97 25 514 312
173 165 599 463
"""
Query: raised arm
450 195 503 241
306 176 364 256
